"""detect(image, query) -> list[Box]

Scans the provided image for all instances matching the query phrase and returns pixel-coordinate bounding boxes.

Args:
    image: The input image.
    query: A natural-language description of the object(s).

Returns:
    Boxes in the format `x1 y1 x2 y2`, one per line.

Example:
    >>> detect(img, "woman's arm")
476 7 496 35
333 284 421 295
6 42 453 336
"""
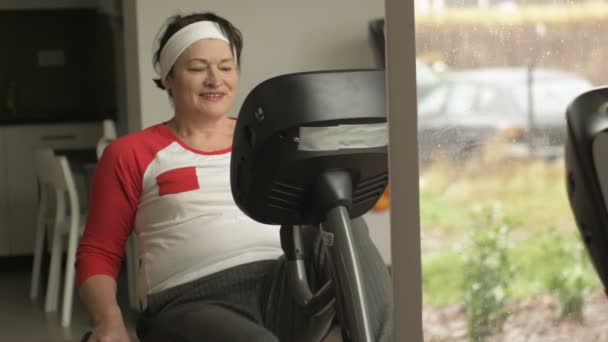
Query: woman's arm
76 139 144 341
80 275 131 341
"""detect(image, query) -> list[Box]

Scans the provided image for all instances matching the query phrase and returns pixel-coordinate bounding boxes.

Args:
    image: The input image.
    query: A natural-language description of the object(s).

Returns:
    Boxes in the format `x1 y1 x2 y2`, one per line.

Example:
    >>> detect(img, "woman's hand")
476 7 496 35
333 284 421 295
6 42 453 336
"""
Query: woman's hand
87 319 131 342
78 275 131 342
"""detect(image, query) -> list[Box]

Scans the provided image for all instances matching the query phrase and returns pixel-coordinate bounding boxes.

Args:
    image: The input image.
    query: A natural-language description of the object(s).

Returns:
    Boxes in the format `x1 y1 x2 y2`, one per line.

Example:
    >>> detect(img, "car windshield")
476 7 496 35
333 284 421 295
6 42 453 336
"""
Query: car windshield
416 60 439 86
417 84 448 115
417 82 483 116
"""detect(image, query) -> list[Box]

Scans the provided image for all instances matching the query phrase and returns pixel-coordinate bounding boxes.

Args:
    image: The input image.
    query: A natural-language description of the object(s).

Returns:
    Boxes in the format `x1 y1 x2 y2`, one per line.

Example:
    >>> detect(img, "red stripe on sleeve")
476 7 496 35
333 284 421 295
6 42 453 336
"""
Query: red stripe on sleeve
75 126 170 286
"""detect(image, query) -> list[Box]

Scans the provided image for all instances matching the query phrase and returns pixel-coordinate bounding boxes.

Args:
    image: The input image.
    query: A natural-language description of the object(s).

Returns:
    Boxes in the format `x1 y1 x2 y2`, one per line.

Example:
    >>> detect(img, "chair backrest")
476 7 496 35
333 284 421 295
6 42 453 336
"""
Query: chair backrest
54 156 78 196
35 149 57 187
97 119 117 159
35 149 58 217
103 119 117 139
35 148 79 207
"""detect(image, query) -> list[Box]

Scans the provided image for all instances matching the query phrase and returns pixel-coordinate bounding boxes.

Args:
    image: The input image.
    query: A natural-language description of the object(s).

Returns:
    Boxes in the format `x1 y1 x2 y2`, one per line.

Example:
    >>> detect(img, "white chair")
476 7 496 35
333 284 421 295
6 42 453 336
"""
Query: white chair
30 149 55 301
30 148 85 327
96 119 117 159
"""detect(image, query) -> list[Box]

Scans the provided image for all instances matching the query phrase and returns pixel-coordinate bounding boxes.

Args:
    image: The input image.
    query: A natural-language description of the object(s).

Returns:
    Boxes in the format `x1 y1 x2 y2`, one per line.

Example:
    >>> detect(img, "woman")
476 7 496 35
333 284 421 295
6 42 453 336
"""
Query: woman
76 12 392 342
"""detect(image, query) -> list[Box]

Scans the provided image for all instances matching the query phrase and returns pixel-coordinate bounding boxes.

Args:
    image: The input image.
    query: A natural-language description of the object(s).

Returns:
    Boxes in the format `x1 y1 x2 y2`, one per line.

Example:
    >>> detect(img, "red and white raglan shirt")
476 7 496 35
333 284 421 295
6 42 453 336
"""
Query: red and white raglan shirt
76 123 282 307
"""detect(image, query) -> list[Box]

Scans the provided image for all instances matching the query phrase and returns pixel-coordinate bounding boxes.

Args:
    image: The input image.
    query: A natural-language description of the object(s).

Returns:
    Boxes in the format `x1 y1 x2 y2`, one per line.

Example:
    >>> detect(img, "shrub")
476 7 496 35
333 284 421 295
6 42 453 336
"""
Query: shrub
463 203 513 341
545 231 590 319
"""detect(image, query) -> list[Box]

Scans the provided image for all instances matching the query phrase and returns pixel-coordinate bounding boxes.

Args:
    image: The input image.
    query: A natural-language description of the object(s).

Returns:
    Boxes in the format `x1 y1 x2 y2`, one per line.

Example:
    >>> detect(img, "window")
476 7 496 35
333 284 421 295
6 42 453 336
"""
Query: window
478 87 497 111
512 80 594 116
415 2 606 340
418 85 449 115
445 84 478 116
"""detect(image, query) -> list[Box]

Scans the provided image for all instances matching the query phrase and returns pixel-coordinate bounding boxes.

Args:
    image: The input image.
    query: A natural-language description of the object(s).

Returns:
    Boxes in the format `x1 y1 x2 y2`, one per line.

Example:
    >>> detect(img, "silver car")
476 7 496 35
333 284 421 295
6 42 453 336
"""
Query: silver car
417 67 594 165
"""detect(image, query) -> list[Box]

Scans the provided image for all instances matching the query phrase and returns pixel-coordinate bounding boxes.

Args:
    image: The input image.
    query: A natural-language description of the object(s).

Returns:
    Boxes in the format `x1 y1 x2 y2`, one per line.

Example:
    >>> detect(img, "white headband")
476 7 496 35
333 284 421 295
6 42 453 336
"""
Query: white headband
157 21 236 82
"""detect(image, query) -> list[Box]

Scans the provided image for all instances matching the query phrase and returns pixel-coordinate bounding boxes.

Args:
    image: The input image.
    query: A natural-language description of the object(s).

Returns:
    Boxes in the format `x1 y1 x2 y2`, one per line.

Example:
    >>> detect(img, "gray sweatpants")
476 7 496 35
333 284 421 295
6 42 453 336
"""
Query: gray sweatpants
136 218 393 342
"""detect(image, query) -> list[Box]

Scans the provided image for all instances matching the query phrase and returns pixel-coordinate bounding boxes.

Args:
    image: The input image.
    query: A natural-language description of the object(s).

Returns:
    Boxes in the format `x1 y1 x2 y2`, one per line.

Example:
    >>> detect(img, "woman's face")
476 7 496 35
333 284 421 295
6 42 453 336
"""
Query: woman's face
165 38 238 119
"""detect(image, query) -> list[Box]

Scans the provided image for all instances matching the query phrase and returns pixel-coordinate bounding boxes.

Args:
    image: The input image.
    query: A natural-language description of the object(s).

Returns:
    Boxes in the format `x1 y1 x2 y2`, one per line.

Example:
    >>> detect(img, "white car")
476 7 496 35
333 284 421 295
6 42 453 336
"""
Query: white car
417 67 594 165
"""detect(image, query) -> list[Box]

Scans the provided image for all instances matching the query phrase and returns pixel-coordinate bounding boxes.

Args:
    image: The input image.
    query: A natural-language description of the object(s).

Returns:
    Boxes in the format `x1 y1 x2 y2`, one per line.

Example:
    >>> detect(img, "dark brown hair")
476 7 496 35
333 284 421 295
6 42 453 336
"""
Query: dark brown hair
152 12 243 90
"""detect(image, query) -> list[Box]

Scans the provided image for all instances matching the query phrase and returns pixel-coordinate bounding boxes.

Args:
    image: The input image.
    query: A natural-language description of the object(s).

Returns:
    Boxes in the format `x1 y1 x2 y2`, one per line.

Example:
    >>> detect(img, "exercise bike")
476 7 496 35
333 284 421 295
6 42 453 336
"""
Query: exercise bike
565 86 608 295
231 69 390 342
82 69 390 342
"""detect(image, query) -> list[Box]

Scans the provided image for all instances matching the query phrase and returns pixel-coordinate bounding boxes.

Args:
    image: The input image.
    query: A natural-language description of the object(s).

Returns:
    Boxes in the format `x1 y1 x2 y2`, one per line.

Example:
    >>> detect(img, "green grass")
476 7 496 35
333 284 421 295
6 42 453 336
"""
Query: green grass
420 159 575 233
422 226 600 306
423 250 466 305
420 158 601 306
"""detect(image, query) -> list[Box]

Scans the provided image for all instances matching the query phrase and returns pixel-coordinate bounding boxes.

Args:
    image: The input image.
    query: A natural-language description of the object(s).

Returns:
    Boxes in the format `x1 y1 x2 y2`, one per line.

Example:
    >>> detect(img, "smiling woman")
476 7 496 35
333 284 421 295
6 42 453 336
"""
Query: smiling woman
75 12 284 342
149 13 241 152
163 38 239 138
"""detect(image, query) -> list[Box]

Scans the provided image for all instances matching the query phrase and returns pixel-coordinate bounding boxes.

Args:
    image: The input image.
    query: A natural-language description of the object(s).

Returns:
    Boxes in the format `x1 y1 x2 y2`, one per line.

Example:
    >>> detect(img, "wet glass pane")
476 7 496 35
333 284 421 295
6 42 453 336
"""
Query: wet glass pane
419 85 450 114
413 1 608 340
445 84 478 115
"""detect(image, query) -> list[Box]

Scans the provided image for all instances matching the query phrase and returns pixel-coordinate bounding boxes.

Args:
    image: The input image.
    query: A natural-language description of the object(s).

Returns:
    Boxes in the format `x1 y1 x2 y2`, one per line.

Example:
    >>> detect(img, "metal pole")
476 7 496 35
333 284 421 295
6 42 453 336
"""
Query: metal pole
323 206 374 342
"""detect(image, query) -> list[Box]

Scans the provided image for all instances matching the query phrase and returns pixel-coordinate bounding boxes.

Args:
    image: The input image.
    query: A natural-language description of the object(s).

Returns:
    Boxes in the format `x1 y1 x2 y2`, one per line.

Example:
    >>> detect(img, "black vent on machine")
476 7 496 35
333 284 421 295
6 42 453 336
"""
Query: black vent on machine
353 172 389 206
267 181 307 214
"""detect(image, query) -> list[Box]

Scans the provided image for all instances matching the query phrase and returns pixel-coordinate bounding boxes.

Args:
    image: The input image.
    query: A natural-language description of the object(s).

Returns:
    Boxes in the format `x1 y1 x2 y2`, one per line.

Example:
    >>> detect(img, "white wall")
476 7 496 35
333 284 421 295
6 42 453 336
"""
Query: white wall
122 0 384 129
364 211 392 263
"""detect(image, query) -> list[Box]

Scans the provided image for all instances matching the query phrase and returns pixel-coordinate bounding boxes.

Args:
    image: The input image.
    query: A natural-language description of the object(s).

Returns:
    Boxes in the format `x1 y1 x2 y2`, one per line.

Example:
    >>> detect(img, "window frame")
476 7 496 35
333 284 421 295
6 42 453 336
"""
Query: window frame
385 1 423 341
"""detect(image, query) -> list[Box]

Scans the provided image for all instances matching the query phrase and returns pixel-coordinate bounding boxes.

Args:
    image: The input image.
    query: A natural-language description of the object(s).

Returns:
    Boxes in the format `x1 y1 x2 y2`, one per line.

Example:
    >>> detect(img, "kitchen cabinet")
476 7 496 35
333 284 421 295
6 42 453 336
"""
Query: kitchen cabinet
2 123 101 256
0 0 98 10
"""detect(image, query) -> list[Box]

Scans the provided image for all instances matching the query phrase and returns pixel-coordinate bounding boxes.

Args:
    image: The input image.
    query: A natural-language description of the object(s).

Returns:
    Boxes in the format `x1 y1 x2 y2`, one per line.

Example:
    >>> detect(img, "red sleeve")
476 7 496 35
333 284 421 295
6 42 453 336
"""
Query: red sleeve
75 138 144 286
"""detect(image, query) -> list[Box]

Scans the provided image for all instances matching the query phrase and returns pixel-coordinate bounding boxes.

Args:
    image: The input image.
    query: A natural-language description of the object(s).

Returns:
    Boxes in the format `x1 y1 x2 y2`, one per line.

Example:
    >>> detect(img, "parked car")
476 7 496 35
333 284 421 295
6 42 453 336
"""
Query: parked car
416 59 440 99
417 67 594 165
